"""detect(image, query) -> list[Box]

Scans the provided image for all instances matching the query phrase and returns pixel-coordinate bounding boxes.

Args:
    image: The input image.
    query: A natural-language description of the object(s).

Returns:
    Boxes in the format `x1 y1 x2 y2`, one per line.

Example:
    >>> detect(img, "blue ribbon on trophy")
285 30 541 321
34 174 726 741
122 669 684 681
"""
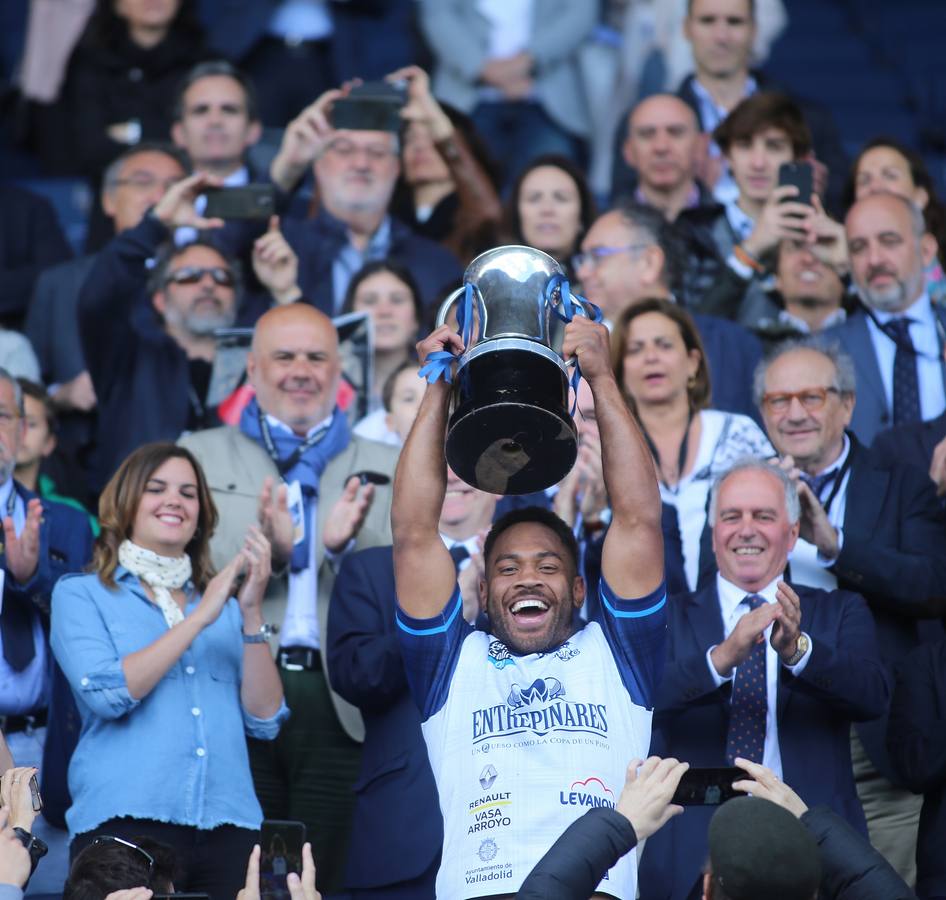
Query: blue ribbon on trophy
422 245 603 495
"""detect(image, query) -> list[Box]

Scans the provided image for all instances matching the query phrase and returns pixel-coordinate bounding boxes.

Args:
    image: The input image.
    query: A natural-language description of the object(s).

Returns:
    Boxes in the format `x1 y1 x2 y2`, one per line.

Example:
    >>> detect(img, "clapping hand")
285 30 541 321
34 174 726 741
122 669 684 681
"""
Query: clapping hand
4 498 42 585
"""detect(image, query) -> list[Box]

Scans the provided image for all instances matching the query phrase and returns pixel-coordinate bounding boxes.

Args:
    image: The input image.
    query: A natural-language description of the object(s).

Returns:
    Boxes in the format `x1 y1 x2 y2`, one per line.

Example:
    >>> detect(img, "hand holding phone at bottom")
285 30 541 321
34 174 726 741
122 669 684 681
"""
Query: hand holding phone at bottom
239 843 321 900
617 756 689 840
732 757 809 818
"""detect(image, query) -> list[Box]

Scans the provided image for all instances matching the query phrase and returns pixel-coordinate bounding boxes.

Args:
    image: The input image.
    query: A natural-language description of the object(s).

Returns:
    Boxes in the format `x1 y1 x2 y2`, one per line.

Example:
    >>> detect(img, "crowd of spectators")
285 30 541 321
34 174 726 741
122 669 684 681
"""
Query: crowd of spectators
1 1 946 899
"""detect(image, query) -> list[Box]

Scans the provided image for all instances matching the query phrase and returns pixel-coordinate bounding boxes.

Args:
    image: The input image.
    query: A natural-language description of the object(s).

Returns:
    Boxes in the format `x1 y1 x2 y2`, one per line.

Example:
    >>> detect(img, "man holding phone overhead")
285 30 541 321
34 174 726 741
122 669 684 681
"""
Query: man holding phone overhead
638 458 888 900
262 77 462 315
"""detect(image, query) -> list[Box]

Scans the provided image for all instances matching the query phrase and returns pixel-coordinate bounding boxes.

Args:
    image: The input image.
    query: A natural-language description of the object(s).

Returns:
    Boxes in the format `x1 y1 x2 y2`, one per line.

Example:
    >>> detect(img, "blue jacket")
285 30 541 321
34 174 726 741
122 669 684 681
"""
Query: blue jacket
326 546 441 894
280 209 462 315
2 484 95 827
639 580 888 900
692 312 763 422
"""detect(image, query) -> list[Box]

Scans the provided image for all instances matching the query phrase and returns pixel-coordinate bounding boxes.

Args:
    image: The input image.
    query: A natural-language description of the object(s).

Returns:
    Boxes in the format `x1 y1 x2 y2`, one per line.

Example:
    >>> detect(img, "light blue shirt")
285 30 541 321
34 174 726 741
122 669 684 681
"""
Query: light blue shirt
706 573 812 779
0 478 47 716
331 216 392 314
50 567 289 837
866 292 946 422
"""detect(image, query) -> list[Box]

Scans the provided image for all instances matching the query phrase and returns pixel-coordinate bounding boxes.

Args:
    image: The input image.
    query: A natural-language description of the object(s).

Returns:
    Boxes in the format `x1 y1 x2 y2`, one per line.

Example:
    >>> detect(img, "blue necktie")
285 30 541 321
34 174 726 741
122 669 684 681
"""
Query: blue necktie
800 467 839 501
725 594 768 765
887 317 921 424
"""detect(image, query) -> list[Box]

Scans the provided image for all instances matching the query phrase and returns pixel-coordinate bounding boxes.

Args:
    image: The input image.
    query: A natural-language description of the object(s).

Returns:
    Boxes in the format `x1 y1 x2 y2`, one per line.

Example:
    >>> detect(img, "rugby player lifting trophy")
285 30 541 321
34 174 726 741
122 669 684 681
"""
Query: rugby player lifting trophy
428 245 600 495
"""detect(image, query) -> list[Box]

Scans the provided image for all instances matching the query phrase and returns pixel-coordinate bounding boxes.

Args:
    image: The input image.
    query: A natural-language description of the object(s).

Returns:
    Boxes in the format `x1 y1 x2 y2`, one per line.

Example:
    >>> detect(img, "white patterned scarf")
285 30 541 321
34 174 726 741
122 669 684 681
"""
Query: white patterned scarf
118 540 192 628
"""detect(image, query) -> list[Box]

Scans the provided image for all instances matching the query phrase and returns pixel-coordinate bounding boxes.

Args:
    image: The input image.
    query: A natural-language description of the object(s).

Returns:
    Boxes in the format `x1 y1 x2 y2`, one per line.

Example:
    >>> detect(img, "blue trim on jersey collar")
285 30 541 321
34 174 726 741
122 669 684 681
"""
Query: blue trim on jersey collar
396 591 463 635
600 592 667 619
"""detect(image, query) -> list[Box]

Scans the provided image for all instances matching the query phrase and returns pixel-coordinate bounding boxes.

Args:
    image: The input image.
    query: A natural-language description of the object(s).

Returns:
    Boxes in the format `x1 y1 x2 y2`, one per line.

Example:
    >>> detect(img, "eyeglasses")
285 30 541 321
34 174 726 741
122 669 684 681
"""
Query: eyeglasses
165 266 235 287
572 243 650 271
90 836 155 888
326 139 397 163
761 386 840 414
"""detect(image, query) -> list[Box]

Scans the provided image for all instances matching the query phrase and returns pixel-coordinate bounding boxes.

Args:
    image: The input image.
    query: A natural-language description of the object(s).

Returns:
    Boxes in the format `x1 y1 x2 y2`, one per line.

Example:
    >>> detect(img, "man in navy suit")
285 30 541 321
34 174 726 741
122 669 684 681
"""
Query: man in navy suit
575 201 763 420
0 368 95 893
326 468 498 898
824 192 946 446
638 459 887 900
756 338 946 884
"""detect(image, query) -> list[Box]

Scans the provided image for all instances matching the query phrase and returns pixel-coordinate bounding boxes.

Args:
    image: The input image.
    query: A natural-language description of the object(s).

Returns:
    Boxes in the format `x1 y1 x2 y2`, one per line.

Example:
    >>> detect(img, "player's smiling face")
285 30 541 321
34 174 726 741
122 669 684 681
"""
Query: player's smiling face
481 522 585 655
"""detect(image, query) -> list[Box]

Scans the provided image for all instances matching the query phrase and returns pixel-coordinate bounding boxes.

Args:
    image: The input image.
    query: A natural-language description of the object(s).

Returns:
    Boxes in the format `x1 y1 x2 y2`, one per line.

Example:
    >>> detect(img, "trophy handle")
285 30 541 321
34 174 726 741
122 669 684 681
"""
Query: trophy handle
434 286 467 329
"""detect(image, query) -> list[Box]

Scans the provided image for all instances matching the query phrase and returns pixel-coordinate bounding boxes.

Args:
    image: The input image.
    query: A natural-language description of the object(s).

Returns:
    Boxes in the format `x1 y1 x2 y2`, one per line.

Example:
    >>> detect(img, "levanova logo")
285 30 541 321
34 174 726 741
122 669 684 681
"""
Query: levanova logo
471 675 609 743
560 776 616 809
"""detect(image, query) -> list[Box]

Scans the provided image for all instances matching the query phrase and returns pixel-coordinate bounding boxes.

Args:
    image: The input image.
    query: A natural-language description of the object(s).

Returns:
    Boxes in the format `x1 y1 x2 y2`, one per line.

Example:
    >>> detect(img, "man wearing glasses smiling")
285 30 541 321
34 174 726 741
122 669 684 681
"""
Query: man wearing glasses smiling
754 337 946 883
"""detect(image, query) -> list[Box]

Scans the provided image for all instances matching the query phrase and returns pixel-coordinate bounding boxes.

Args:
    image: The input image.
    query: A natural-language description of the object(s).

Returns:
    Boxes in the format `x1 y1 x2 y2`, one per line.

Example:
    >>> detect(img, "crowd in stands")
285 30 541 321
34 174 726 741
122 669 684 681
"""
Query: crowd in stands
1 0 946 899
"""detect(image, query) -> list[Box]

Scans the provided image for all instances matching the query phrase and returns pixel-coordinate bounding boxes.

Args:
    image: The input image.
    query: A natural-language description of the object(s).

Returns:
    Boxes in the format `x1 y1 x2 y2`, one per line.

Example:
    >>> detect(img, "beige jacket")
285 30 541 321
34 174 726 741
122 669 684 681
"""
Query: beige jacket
179 426 399 742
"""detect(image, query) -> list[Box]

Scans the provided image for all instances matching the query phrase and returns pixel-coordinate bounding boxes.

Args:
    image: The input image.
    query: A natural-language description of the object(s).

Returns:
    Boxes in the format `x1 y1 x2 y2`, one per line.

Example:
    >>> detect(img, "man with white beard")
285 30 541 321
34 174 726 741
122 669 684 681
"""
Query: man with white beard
824 192 946 445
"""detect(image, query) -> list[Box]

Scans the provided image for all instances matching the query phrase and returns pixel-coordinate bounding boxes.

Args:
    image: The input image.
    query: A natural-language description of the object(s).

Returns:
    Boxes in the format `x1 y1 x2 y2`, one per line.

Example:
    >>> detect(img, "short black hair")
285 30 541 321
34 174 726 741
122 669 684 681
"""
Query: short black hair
483 507 580 576
64 837 176 900
172 59 260 123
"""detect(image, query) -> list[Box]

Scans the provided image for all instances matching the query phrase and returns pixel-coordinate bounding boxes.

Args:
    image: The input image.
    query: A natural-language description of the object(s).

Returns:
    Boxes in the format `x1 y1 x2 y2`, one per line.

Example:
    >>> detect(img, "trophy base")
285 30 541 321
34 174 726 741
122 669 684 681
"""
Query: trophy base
446 346 577 495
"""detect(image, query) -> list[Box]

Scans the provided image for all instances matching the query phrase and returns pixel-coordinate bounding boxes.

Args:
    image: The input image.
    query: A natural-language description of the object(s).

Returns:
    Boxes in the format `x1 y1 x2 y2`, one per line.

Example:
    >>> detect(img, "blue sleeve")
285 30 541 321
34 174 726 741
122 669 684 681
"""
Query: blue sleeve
50 576 139 720
597 577 667 710
395 586 473 721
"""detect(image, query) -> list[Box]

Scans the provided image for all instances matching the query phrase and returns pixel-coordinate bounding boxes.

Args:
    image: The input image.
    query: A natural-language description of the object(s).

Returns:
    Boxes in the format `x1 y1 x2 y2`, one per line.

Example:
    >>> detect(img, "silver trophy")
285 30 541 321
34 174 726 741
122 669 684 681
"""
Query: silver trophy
436 245 594 495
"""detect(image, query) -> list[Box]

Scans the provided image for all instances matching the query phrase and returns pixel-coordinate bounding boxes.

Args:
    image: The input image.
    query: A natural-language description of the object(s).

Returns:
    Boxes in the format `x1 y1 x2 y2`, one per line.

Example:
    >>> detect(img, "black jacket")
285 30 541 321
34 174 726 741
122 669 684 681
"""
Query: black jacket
888 639 946 899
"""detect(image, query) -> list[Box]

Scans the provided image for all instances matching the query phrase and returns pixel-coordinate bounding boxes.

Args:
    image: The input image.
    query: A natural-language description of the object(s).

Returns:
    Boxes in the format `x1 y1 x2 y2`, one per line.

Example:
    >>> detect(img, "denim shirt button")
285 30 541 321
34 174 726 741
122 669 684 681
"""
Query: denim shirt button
192 707 201 716
196 747 206 757
81 677 90 686
185 666 195 675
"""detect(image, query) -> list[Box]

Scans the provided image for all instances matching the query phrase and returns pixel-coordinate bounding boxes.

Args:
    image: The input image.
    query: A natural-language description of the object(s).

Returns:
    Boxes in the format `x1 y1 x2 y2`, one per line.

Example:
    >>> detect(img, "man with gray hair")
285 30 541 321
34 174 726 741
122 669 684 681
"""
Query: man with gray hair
755 335 946 883
824 191 946 444
639 455 887 900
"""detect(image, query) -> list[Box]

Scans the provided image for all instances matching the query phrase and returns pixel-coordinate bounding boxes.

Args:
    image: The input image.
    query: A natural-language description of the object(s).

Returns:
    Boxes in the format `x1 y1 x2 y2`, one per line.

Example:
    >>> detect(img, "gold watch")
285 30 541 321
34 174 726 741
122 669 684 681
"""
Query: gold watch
784 633 810 667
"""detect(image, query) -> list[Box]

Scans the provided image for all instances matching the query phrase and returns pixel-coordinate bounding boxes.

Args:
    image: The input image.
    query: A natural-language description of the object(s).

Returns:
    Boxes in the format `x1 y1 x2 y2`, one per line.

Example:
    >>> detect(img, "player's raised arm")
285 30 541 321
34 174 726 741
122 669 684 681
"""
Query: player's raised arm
562 317 663 598
392 325 465 617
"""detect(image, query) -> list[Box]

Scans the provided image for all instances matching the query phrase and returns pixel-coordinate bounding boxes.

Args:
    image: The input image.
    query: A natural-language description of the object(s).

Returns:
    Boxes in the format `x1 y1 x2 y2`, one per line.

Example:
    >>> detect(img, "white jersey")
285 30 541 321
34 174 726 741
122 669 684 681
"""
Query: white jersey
397 577 666 899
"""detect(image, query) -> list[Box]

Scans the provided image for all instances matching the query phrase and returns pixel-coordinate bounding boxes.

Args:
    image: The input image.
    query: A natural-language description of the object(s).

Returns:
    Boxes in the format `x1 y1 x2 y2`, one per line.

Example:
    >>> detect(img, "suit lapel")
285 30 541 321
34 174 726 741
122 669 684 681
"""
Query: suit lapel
842 443 888 540
849 312 889 422
685 583 726 651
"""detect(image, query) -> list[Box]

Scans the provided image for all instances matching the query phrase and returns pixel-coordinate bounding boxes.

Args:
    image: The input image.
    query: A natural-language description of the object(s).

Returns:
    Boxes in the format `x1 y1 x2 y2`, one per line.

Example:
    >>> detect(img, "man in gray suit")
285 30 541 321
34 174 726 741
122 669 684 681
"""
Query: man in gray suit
826 192 946 445
179 302 398 895
26 143 188 412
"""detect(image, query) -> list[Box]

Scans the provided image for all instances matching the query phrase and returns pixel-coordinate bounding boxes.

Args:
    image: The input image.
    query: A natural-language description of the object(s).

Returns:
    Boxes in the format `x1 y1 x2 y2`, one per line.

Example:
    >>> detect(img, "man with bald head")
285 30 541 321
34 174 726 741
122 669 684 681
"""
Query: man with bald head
825 191 946 444
179 302 398 894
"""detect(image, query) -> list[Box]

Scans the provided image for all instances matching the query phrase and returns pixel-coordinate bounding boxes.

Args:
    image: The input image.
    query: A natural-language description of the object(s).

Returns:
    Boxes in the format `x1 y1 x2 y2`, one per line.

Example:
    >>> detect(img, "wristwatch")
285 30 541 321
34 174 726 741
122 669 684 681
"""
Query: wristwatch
243 623 278 644
13 827 48 874
784 633 811 667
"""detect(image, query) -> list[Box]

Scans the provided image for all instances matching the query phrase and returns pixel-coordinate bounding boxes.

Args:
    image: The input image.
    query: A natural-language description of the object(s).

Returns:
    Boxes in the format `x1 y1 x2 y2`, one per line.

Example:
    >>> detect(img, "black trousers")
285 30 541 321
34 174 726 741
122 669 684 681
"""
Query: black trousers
248 665 361 896
71 817 258 900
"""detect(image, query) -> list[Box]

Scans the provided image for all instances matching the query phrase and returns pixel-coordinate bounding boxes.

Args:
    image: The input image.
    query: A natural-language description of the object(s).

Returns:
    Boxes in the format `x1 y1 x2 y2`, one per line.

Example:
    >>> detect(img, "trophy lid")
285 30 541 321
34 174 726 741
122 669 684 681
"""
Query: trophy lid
464 245 564 285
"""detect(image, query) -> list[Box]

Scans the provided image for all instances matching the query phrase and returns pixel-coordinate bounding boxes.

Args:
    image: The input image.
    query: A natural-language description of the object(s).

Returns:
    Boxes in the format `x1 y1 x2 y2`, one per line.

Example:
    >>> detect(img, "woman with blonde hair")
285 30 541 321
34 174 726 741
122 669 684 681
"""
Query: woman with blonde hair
51 442 287 900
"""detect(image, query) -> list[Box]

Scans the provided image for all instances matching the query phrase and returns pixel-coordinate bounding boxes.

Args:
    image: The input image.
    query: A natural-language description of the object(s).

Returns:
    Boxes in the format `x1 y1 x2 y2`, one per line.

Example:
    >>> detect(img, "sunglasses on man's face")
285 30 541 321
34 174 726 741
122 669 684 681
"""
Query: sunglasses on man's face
165 266 235 287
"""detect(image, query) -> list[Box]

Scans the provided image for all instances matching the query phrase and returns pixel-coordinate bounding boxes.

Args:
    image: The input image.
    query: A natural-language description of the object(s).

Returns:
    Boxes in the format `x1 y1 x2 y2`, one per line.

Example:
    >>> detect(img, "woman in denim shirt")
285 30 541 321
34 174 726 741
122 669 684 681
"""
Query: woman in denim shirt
51 443 288 899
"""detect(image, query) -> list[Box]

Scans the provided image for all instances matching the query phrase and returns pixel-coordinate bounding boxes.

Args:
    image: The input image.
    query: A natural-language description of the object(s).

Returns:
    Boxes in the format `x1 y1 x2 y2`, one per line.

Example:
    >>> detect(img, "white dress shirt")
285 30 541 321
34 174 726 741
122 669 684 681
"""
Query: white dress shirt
272 412 334 650
706 572 813 778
